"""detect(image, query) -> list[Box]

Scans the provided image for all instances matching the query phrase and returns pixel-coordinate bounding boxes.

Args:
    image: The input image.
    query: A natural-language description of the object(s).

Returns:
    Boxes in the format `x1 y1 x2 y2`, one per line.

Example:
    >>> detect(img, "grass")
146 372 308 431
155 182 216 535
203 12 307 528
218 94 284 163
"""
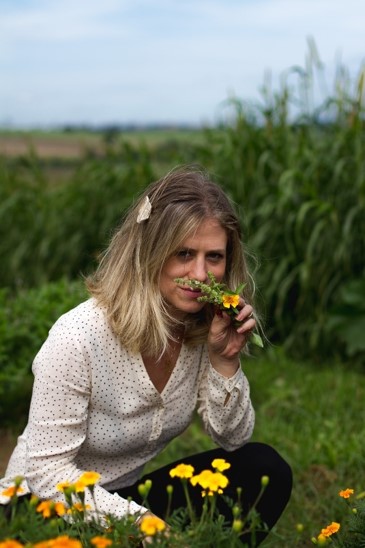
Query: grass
141 348 365 546
1 347 363 545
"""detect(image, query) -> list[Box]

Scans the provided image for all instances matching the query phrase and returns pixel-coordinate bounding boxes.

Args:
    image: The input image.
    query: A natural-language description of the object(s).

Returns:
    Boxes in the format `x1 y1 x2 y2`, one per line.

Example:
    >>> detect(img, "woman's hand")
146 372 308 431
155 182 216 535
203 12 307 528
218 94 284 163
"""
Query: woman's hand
207 298 256 378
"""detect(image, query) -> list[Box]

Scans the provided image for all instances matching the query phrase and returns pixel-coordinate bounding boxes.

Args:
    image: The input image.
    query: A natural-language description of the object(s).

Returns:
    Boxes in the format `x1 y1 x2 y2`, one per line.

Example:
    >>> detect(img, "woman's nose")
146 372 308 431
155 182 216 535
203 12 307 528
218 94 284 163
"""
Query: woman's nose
189 259 207 282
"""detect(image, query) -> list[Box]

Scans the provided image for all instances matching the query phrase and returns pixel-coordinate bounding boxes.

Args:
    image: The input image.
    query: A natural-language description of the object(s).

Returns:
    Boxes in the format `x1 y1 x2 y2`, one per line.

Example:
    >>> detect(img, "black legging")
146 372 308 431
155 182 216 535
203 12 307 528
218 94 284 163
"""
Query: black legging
114 442 293 547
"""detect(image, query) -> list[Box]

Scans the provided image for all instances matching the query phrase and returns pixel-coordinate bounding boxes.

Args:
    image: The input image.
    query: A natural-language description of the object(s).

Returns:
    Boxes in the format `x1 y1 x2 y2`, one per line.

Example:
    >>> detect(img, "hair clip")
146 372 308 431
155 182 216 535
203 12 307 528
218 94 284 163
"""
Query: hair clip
136 195 152 223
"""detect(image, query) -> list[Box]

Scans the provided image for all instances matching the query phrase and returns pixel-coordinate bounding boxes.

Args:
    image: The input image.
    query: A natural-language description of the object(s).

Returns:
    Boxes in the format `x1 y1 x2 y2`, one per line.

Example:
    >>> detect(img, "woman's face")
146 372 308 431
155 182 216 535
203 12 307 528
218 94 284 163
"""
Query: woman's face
159 218 227 320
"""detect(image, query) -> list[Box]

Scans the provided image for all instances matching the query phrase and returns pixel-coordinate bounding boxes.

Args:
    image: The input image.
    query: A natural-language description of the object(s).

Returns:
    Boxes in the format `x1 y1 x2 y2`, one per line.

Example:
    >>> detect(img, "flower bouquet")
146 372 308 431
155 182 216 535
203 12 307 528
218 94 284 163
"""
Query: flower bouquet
175 272 263 348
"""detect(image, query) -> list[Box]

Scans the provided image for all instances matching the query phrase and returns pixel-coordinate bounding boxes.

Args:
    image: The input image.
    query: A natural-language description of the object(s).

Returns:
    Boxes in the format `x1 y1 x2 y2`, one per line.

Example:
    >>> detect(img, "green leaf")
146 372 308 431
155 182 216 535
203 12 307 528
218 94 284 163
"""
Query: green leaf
250 333 264 348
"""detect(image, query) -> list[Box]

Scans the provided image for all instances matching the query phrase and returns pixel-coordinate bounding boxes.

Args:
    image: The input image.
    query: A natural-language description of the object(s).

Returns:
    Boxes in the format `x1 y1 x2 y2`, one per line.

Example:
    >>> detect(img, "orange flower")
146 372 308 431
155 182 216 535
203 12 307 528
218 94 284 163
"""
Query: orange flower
39 536 82 548
222 293 240 309
339 488 354 499
0 541 24 548
1 485 24 498
139 514 166 536
320 522 340 537
90 537 112 548
54 502 67 516
36 500 54 518
169 463 195 479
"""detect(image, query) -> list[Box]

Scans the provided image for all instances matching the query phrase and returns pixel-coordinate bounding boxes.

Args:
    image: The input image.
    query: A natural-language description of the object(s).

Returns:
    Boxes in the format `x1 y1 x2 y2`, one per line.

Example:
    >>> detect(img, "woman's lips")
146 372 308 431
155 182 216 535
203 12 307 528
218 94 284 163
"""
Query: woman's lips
179 287 202 299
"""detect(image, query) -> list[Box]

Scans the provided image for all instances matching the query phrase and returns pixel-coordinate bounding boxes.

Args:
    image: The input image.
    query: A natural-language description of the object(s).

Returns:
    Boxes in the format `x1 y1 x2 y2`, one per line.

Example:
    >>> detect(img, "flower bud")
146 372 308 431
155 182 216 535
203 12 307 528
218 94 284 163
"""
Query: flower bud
232 519 243 533
261 475 270 487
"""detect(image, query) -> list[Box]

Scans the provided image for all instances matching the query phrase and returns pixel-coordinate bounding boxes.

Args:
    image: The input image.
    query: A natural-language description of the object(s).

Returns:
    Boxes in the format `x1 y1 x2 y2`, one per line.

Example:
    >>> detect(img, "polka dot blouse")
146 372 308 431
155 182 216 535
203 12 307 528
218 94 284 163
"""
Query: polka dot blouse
0 299 255 518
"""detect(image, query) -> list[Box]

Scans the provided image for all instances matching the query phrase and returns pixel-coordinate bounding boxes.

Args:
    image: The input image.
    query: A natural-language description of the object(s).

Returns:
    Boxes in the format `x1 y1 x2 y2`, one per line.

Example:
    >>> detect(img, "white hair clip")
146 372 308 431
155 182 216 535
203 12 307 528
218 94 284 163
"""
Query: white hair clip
136 195 152 223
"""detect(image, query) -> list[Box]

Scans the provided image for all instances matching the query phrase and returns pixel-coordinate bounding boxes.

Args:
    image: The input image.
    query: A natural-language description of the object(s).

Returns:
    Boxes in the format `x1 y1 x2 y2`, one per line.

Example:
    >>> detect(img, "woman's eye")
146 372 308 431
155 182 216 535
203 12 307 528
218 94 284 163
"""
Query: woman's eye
208 253 224 262
176 249 192 260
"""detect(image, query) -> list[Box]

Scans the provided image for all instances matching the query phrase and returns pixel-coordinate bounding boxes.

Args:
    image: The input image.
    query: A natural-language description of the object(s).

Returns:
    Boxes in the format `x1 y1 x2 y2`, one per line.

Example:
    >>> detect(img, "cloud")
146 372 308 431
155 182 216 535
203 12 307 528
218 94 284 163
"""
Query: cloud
1 0 364 126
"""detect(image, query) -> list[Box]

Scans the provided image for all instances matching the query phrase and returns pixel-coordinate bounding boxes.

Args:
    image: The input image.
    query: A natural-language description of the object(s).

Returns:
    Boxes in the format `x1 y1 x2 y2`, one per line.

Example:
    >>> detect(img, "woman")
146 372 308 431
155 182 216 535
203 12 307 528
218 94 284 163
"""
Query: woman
0 166 292 545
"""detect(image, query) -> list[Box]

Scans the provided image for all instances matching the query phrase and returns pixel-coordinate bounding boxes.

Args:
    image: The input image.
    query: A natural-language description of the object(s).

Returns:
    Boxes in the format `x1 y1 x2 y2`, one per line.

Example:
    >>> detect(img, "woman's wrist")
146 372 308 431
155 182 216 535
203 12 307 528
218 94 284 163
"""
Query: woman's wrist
209 353 240 378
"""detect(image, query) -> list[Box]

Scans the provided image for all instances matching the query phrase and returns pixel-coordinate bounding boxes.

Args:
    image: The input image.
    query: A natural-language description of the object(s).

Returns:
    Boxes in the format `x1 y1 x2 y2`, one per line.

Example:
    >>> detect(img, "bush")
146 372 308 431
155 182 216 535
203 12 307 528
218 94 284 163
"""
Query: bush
0 279 87 428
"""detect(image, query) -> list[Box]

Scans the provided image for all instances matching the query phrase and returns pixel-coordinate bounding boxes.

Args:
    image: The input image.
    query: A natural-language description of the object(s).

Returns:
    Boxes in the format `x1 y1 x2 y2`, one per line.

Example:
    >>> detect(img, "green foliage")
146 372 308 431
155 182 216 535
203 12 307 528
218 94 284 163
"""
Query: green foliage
0 466 265 547
0 279 87 428
0 53 364 361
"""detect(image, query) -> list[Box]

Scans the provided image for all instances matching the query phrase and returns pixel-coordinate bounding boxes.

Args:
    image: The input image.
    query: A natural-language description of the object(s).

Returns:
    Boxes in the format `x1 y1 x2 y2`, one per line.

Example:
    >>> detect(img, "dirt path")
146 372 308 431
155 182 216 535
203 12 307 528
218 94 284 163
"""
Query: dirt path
0 430 17 476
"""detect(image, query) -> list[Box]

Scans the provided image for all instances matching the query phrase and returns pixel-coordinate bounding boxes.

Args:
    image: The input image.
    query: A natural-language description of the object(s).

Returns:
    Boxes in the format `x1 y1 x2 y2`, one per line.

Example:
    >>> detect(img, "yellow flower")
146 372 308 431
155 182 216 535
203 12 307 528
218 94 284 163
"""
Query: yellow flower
222 293 240 309
78 471 101 486
139 514 166 536
190 469 213 488
0 541 24 548
67 502 91 513
191 469 229 492
339 488 354 499
74 480 86 493
320 522 340 537
169 463 195 479
56 481 72 492
90 537 113 548
211 458 231 472
1 485 24 498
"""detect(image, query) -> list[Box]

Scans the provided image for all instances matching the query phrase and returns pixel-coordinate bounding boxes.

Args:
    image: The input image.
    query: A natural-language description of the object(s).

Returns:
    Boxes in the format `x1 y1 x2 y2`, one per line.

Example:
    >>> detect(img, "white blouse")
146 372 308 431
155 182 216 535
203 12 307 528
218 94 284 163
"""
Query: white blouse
0 299 255 518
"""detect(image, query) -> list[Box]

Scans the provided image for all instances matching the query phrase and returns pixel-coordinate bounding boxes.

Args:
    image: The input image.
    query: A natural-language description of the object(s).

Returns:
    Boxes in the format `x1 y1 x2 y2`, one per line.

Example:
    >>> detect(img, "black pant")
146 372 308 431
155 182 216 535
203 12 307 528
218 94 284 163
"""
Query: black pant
114 442 292 547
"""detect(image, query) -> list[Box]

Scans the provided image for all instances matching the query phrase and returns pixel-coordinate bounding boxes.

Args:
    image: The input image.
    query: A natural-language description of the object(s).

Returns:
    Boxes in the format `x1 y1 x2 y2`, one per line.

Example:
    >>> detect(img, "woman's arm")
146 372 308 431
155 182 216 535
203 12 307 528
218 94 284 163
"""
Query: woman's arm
24 317 146 520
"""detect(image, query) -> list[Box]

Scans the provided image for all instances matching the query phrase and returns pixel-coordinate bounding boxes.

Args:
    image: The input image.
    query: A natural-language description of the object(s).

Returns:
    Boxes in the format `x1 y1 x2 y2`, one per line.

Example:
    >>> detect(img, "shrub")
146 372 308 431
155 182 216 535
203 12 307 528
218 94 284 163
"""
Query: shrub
0 279 87 428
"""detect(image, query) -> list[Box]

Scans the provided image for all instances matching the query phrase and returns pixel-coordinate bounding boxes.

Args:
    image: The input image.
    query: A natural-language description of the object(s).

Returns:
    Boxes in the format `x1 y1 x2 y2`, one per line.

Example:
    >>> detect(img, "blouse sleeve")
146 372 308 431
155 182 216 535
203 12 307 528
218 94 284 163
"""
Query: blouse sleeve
24 319 147 520
196 348 255 451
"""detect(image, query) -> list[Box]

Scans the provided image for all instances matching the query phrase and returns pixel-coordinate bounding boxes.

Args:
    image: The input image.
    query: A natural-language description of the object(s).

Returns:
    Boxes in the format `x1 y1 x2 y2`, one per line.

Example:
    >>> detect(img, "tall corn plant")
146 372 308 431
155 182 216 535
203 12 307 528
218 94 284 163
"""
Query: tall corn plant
187 56 365 362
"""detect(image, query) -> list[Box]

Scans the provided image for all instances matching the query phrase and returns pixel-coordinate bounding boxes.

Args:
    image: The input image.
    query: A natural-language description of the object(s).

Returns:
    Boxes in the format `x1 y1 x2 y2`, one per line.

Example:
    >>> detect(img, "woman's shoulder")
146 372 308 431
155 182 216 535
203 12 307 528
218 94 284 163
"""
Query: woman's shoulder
49 298 110 340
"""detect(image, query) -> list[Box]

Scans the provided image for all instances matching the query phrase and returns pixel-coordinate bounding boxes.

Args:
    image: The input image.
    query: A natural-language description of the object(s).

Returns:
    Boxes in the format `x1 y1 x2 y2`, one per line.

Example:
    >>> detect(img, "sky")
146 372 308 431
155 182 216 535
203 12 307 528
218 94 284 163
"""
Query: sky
1 0 364 128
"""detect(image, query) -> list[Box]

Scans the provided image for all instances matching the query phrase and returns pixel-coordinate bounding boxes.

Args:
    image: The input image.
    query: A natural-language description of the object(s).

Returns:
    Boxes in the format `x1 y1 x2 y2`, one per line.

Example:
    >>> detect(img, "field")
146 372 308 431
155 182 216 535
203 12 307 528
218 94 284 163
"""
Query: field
1 65 364 546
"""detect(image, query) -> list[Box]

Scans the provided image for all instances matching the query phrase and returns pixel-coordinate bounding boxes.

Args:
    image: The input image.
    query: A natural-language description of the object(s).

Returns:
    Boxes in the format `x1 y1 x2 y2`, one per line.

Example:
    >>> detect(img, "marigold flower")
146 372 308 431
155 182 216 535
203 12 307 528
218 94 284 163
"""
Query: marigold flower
67 502 91 513
74 480 86 493
90 537 113 548
54 502 67 516
339 488 354 499
1 485 24 498
190 469 214 488
36 500 54 518
0 541 24 548
78 471 101 486
191 469 229 492
44 536 82 548
36 500 66 518
222 293 240 309
320 522 340 537
139 514 166 536
211 458 231 472
169 463 195 479
56 481 72 492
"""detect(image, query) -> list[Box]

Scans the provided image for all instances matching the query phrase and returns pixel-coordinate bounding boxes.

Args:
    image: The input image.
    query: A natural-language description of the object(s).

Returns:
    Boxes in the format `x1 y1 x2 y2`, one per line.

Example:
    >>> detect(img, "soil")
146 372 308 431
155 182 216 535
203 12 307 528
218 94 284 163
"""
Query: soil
0 430 17 476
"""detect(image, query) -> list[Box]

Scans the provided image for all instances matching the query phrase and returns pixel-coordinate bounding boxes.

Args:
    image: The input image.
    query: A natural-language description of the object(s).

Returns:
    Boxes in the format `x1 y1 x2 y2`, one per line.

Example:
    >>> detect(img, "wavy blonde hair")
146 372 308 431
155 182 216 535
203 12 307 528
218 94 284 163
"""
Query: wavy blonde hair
87 165 255 356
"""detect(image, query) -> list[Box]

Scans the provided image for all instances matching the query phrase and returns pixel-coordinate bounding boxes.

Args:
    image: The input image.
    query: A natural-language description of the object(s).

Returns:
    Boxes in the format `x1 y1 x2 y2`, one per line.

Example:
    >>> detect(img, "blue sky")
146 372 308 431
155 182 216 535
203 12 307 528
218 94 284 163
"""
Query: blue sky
1 0 364 128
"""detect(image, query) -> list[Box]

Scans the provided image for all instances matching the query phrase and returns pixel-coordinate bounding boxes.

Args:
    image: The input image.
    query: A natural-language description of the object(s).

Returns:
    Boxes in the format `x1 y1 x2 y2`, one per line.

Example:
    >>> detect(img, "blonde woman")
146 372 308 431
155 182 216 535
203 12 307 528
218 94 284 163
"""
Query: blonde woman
0 166 292 546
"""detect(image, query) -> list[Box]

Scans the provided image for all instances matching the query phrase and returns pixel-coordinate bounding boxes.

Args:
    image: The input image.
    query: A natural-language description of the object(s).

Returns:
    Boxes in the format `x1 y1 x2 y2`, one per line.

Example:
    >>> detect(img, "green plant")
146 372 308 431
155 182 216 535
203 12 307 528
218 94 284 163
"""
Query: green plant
0 279 87 428
0 460 270 547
